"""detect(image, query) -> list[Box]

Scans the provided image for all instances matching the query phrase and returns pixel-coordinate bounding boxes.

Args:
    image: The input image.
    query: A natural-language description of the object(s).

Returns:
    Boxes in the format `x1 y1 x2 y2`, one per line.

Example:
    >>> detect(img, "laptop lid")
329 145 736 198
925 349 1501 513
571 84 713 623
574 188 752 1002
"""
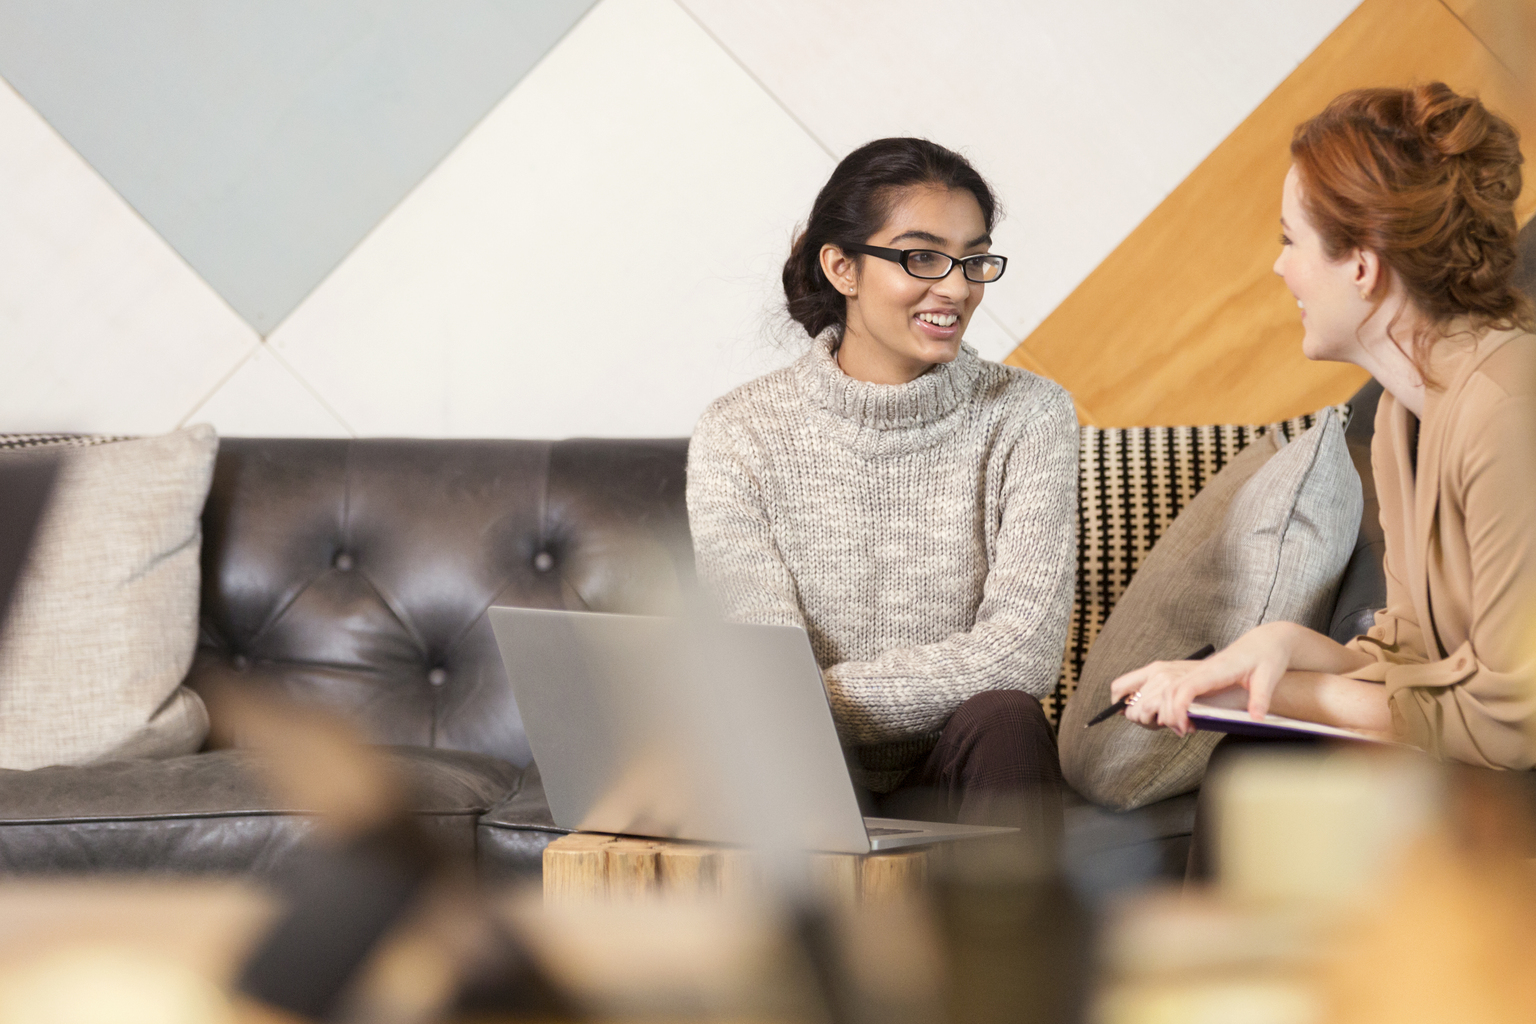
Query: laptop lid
488 606 873 855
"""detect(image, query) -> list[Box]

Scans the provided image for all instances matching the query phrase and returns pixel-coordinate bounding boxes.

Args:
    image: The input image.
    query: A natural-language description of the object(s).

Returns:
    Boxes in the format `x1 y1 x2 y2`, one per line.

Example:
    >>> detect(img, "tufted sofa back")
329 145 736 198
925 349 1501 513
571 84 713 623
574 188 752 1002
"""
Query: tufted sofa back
188 438 692 767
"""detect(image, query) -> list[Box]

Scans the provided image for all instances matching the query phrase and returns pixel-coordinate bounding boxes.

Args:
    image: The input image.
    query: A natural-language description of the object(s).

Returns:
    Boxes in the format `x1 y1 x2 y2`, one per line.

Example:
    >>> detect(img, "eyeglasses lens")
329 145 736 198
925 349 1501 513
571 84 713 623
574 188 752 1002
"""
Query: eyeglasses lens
900 250 1005 282
962 256 1005 282
903 251 951 278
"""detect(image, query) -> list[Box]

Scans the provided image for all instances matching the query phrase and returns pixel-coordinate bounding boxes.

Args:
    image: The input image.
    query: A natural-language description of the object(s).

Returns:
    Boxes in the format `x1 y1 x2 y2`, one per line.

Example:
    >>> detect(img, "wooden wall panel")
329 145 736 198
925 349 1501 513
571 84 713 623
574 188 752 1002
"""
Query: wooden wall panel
1006 0 1536 427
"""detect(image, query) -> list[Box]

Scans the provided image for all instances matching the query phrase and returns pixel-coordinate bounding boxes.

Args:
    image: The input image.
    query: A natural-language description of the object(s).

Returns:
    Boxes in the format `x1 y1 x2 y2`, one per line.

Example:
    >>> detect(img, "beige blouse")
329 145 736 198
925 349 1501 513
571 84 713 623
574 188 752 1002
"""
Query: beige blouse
1346 327 1536 768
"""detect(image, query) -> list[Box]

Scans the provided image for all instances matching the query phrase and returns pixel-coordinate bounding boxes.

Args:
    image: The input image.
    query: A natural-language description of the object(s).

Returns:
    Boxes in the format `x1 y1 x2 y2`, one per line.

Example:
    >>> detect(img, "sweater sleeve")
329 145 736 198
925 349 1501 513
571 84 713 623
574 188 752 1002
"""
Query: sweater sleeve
821 388 1078 744
685 404 808 632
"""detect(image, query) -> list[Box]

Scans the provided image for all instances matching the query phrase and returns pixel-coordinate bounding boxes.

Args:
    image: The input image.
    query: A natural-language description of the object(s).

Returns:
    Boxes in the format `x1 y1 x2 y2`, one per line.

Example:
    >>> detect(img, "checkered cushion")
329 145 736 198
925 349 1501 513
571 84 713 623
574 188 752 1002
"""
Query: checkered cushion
0 434 131 451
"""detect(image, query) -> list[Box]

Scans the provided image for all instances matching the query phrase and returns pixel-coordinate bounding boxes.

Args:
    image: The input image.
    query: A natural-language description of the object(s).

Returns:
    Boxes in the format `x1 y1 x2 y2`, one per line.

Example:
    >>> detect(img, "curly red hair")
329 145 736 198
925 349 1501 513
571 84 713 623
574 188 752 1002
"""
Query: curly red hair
1291 83 1533 385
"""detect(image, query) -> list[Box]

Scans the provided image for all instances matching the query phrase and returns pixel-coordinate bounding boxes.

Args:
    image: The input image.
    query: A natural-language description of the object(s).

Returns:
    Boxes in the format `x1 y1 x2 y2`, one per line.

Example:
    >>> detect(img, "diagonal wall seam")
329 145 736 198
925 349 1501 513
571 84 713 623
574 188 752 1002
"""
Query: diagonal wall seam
174 341 263 430
1436 0 1519 77
263 344 360 436
671 0 838 161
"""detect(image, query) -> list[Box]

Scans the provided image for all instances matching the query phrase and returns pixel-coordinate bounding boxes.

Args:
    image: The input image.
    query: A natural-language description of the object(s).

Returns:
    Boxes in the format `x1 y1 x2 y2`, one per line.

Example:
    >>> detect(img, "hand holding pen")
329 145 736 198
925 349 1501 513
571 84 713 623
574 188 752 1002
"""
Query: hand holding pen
1085 643 1215 727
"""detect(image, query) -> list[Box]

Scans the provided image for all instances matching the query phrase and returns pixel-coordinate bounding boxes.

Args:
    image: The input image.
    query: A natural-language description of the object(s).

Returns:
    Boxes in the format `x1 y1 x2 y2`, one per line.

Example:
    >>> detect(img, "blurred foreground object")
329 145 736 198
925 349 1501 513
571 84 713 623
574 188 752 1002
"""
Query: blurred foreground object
212 688 571 1023
1322 767 1536 1024
0 944 235 1024
1095 749 1536 1024
1209 749 1440 910
521 825 1088 1024
0 877 280 1024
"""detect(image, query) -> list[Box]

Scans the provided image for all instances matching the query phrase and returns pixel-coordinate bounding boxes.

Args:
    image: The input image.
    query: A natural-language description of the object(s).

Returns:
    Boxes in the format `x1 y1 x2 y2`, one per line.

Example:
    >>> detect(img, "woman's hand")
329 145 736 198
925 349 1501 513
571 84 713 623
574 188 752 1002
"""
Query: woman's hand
1108 623 1301 736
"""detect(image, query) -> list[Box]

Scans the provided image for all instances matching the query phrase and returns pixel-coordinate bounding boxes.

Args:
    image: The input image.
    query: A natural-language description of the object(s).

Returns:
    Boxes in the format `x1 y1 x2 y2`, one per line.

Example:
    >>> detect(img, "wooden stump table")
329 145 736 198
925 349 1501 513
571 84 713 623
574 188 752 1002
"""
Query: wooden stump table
543 833 929 907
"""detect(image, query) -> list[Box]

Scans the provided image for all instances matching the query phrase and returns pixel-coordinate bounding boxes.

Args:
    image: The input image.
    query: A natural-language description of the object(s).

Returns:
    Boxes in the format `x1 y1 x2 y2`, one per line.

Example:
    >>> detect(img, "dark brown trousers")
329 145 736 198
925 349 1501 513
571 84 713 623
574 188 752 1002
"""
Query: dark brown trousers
871 690 1065 846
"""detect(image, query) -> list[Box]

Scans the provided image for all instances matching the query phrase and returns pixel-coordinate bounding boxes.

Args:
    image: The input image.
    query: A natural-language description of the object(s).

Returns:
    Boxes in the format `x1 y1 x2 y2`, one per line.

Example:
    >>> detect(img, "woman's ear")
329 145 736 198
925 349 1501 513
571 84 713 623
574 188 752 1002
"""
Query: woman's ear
820 243 858 298
1353 248 1383 300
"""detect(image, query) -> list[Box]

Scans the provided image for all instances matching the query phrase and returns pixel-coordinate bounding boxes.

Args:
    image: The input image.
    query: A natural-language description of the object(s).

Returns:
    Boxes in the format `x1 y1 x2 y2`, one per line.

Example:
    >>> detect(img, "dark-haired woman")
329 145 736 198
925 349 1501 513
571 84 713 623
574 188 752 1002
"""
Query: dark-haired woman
1113 83 1536 771
686 138 1078 840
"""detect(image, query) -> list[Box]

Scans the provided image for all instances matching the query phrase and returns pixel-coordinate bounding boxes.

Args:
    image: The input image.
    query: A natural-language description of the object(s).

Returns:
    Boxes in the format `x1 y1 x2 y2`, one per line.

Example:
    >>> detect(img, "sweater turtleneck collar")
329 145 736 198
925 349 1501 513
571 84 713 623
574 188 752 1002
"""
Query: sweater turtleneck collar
795 332 983 433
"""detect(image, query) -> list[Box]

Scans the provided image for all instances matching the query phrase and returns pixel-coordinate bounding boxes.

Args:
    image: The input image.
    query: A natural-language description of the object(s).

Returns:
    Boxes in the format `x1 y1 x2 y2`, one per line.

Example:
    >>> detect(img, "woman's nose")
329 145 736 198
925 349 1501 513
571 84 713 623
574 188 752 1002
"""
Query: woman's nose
933 265 973 300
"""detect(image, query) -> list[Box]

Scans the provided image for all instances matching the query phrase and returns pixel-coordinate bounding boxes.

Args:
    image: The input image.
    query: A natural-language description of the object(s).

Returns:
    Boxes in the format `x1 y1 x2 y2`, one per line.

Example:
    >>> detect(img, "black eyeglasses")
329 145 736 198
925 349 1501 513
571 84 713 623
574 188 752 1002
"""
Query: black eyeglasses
843 243 1007 283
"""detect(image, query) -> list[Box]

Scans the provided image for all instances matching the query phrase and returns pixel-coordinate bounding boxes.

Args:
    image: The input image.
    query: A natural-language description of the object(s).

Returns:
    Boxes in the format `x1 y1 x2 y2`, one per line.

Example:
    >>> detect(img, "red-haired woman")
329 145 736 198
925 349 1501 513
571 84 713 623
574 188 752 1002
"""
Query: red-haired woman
1112 83 1536 769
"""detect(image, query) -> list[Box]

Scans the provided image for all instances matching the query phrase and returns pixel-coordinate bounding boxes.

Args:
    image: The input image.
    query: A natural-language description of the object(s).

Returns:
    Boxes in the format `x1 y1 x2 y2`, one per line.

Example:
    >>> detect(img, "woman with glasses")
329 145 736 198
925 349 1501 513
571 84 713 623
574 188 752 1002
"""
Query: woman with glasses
686 138 1077 840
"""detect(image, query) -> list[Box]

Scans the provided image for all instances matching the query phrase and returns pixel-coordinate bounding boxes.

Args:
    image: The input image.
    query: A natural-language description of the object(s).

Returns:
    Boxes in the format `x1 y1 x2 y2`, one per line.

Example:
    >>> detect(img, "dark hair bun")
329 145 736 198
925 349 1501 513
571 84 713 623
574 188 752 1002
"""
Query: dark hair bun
783 227 842 341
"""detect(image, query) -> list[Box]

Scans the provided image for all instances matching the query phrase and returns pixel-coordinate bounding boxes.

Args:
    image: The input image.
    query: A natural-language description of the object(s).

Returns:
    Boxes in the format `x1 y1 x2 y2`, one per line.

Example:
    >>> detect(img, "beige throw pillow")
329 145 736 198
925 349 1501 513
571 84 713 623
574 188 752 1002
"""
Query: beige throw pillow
0 426 218 769
1059 412 1361 810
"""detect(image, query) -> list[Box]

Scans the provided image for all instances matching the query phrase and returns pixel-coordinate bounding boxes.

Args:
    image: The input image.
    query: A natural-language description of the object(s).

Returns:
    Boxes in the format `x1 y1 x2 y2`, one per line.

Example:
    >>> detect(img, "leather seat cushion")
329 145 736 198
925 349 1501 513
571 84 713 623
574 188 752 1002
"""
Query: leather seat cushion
476 762 564 881
0 747 519 875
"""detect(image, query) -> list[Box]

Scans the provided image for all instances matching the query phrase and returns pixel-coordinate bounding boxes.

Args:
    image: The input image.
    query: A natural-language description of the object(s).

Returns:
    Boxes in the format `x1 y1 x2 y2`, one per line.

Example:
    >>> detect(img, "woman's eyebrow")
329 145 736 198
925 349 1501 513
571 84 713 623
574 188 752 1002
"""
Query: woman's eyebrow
887 230 993 249
889 229 947 246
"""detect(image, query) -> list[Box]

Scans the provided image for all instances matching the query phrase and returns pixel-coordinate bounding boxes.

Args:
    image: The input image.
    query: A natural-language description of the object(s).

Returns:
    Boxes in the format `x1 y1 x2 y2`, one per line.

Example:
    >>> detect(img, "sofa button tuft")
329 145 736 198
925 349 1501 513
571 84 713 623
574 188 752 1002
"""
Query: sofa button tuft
427 667 448 687
533 551 555 573
232 654 249 671
334 552 354 571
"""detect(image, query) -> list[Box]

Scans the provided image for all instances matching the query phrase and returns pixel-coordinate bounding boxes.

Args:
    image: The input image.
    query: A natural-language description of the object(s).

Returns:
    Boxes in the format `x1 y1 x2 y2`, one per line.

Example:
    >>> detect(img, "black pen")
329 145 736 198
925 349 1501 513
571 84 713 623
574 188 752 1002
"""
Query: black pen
1084 643 1216 727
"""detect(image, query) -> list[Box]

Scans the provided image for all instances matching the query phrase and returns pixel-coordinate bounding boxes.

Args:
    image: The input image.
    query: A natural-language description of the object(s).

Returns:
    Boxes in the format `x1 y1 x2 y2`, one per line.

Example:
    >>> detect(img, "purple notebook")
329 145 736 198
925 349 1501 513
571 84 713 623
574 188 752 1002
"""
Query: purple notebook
1187 690 1395 745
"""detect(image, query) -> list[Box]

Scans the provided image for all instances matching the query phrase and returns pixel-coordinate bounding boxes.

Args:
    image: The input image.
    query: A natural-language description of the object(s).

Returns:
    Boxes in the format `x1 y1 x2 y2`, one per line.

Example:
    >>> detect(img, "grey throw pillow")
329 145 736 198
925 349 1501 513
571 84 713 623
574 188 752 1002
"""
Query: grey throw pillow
1059 411 1362 810
0 426 218 769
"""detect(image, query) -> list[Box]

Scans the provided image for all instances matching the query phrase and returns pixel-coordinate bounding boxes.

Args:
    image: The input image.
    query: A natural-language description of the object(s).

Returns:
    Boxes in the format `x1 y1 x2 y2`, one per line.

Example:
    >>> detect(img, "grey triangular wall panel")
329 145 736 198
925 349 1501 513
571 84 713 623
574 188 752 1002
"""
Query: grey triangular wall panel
0 0 598 334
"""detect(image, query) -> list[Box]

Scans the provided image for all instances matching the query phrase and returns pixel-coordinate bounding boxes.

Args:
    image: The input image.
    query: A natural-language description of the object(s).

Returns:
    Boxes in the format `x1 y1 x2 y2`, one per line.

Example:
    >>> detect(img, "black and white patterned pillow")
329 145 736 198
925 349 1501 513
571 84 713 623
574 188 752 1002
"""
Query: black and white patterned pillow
1043 405 1350 725
0 434 131 451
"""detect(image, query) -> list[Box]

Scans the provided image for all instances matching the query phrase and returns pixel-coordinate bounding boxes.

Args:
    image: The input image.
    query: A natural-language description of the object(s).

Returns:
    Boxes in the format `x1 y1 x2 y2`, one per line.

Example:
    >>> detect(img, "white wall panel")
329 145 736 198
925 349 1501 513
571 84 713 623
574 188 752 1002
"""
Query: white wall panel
0 78 257 435
180 344 353 437
678 0 1360 343
272 0 834 438
963 310 1023 364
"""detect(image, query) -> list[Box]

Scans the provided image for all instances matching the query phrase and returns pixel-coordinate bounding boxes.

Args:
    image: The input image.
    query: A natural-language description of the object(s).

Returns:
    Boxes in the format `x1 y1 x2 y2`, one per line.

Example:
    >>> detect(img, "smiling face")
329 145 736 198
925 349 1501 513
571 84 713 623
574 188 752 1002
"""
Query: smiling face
1273 165 1377 363
822 186 991 384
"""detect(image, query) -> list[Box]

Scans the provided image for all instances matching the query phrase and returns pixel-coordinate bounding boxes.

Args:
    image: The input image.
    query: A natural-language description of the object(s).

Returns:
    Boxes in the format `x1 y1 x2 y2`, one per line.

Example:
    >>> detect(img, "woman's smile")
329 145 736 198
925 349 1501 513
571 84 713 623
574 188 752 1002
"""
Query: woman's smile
914 309 962 339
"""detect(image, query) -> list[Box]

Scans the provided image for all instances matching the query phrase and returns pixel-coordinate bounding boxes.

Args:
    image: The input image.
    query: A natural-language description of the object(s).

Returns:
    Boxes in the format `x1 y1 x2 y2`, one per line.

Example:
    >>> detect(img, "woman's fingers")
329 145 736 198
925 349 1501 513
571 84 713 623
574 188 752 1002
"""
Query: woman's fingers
1109 665 1152 702
1244 660 1286 720
1114 632 1297 735
1160 658 1247 735
1123 663 1182 731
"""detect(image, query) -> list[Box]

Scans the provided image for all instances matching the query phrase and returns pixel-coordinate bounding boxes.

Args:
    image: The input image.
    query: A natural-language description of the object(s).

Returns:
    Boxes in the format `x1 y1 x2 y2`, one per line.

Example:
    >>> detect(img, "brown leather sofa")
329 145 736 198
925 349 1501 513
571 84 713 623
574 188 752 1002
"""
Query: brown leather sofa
0 438 690 879
0 410 1383 889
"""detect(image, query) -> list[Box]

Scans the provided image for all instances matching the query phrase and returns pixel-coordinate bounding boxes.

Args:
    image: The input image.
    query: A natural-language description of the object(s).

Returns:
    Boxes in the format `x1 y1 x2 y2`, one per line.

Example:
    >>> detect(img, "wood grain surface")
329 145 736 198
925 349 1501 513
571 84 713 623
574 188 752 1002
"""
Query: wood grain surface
1005 0 1536 427
543 832 929 907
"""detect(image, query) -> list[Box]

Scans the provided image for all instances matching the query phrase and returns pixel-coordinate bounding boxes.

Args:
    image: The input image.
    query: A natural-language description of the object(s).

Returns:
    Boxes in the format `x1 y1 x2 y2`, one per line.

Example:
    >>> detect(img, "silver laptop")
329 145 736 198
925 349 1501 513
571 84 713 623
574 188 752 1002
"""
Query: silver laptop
488 606 1015 853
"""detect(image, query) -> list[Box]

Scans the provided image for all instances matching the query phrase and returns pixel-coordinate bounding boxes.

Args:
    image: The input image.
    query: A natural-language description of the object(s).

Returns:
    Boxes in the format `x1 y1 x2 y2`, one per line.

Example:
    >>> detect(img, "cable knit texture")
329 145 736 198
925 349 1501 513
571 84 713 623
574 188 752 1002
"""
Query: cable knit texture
687 336 1078 792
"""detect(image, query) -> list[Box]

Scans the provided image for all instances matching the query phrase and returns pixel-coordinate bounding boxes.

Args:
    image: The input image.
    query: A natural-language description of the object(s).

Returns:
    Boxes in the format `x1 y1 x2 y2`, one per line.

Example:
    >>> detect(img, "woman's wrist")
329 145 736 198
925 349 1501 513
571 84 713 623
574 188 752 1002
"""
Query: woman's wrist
1267 671 1391 731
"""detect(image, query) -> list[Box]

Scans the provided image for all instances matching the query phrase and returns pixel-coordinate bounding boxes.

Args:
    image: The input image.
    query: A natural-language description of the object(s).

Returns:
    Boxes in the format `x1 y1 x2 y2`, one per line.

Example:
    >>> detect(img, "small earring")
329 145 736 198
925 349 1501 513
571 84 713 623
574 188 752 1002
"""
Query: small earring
1360 290 1369 300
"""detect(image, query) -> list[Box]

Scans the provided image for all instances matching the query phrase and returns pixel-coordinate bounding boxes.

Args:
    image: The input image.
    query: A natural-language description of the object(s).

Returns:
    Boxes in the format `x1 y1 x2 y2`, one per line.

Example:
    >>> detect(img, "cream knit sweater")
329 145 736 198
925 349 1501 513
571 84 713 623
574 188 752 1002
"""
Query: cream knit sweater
686 336 1078 792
